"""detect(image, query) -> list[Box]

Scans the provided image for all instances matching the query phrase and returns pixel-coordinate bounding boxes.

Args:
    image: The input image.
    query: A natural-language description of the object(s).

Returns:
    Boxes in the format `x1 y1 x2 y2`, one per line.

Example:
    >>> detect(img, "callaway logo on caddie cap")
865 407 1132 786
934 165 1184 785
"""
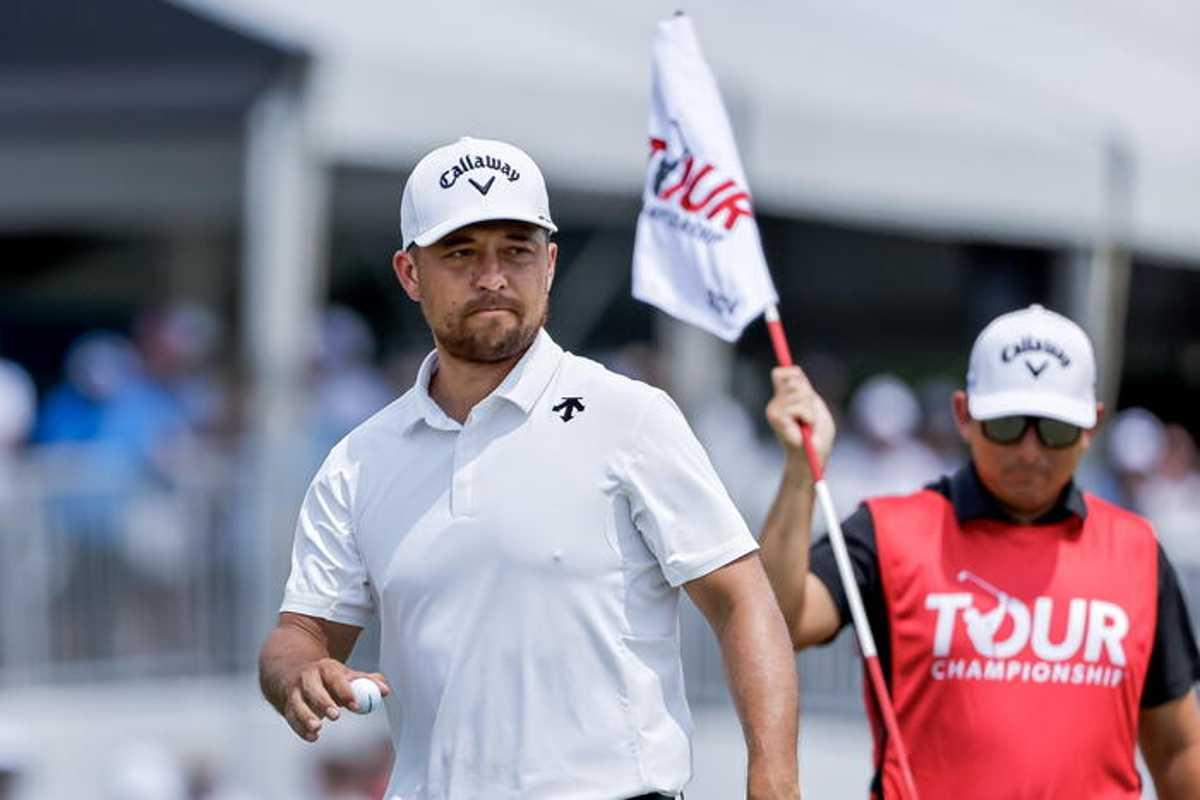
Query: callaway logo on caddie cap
999 335 1072 378
965 304 1097 429
400 136 557 250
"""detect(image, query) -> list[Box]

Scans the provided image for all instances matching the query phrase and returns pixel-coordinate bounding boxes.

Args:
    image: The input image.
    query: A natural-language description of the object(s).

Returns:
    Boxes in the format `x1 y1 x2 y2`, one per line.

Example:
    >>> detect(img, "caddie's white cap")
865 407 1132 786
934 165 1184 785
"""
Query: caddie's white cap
966 304 1097 428
400 137 557 249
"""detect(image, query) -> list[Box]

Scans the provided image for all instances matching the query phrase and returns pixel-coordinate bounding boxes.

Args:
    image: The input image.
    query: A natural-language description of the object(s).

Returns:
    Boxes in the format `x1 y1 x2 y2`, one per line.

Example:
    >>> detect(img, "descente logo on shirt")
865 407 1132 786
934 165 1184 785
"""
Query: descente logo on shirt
924 583 1131 689
440 154 521 189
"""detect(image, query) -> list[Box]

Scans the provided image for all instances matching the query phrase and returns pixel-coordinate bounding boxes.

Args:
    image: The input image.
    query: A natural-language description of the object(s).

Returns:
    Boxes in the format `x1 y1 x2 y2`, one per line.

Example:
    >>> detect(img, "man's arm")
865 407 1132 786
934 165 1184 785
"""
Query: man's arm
259 612 391 742
686 553 799 800
757 366 841 649
1140 690 1200 799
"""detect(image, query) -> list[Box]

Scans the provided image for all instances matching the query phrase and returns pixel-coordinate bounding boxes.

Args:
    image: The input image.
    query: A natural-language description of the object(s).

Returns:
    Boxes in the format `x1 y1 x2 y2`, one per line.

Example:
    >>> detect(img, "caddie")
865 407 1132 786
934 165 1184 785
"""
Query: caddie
760 304 1200 799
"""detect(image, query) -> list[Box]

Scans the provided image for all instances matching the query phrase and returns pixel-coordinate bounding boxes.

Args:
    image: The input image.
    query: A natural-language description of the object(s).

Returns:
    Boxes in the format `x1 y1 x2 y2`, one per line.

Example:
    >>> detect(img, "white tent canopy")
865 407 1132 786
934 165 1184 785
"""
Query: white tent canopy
186 0 1200 261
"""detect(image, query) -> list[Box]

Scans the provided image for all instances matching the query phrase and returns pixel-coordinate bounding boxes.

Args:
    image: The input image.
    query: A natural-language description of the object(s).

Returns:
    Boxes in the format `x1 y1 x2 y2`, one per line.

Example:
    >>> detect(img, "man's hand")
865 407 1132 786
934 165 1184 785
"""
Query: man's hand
760 367 843 650
280 658 391 742
259 612 391 743
764 366 835 480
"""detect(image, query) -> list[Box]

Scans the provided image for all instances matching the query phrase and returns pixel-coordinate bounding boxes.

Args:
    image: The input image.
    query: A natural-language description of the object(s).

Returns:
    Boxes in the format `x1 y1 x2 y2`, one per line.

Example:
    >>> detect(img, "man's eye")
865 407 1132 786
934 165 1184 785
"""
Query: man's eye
446 249 472 259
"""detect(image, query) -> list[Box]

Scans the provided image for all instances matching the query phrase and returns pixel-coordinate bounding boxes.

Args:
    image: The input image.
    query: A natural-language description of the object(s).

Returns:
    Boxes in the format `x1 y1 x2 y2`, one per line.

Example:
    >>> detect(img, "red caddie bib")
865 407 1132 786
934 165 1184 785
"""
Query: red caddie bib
866 490 1158 800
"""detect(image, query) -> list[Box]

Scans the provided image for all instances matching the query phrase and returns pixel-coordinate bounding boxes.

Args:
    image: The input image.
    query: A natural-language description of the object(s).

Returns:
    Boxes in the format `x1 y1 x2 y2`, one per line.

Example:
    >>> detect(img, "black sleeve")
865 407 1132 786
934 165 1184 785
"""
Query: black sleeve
808 503 886 647
1141 543 1200 709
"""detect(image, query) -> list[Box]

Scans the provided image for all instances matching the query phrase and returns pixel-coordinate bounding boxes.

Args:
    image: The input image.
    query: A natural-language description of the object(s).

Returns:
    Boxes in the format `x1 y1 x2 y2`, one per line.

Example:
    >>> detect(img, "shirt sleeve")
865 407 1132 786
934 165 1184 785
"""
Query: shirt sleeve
1140 543 1200 708
808 503 885 645
619 390 758 587
279 444 375 627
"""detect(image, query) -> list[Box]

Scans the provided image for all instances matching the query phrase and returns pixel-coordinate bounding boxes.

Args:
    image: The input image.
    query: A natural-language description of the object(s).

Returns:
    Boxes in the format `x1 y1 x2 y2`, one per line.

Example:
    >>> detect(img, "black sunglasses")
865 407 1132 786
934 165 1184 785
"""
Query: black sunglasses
979 415 1083 449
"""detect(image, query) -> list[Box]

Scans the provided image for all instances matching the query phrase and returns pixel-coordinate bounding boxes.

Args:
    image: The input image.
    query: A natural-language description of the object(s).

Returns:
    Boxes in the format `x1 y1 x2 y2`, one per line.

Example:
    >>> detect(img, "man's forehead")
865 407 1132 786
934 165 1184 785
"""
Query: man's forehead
431 220 544 247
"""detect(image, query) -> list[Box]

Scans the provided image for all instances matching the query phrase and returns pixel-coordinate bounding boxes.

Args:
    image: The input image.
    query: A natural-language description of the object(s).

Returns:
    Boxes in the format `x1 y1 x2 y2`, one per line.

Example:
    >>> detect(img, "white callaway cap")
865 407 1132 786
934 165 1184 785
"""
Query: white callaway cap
966 304 1097 428
400 137 557 249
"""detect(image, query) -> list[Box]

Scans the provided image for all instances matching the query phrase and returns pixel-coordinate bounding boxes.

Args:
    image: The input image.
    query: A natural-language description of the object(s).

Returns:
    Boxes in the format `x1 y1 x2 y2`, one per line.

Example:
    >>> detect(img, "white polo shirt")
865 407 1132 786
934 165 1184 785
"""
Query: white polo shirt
281 329 757 800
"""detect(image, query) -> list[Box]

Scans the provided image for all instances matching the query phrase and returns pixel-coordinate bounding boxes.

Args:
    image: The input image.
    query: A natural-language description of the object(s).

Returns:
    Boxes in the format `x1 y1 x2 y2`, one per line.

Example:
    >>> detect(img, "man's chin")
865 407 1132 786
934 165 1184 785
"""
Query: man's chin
441 325 536 364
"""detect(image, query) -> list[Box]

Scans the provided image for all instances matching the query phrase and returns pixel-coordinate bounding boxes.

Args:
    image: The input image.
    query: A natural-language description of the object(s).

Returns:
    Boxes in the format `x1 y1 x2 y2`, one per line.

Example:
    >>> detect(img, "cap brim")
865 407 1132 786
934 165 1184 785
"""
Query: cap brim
968 390 1097 428
410 209 558 248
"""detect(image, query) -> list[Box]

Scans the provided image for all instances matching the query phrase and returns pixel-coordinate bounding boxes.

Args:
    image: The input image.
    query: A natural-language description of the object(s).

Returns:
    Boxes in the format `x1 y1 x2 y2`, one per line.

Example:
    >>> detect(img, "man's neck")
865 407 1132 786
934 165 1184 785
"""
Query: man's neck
1003 502 1056 526
988 479 1063 525
427 342 530 423
965 463 1075 526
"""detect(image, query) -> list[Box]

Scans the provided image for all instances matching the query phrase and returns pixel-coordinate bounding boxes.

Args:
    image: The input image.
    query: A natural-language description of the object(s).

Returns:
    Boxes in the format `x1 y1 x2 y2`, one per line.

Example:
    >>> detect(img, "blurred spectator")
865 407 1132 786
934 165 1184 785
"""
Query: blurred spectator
917 376 963 474
0 724 29 800
35 332 140 448
33 330 199 662
1137 424 1200 564
311 306 394 451
134 304 233 438
825 374 944 519
186 761 260 800
1105 407 1168 509
0 358 35 447
35 329 194 477
104 742 188 800
0 358 36 501
316 737 392 800
0 360 40 674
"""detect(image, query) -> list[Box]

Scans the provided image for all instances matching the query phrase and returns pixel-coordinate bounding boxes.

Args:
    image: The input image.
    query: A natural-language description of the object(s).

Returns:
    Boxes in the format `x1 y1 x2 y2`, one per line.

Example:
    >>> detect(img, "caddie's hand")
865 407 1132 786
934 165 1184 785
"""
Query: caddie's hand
765 365 835 478
283 658 391 742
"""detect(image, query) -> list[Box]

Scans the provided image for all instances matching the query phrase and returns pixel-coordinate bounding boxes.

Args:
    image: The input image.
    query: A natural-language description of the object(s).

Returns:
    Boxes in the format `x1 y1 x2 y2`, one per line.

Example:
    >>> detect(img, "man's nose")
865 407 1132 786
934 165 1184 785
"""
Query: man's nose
1015 425 1043 462
473 248 507 291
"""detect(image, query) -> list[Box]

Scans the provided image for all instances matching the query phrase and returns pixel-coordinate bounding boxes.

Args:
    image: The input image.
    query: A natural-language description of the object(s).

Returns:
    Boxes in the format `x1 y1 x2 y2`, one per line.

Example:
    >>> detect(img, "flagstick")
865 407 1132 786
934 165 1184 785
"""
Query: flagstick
763 304 921 800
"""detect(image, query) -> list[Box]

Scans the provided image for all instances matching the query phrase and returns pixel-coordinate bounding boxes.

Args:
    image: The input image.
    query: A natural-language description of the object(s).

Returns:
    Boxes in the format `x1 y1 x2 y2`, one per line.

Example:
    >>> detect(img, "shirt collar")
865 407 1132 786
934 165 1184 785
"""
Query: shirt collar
944 463 1088 525
398 328 563 433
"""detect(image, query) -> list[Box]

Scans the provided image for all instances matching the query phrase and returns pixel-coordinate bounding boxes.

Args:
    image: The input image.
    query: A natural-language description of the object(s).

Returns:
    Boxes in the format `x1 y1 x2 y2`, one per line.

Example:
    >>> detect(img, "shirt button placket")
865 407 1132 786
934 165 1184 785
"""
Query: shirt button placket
451 414 477 518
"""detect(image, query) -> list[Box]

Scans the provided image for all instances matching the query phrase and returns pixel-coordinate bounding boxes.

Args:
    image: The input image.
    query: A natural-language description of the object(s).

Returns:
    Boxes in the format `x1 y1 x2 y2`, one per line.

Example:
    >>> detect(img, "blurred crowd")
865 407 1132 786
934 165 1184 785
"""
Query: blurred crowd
0 304 427 676
0 724 392 800
0 303 419 479
6 304 1198 551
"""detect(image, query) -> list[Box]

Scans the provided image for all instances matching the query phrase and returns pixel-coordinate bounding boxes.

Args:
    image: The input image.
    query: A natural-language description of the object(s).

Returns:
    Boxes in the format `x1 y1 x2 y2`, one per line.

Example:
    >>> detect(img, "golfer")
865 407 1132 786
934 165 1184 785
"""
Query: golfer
259 137 799 800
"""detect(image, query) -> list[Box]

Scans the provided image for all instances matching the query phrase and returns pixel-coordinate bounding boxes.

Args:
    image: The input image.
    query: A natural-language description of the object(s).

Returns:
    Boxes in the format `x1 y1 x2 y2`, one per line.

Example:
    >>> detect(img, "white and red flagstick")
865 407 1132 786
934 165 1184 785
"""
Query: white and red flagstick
630 14 921 797
764 305 920 800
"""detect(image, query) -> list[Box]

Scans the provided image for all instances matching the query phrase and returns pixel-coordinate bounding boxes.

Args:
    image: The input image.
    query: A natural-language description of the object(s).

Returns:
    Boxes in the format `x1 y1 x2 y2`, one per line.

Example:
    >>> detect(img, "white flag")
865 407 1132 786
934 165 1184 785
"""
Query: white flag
632 14 779 342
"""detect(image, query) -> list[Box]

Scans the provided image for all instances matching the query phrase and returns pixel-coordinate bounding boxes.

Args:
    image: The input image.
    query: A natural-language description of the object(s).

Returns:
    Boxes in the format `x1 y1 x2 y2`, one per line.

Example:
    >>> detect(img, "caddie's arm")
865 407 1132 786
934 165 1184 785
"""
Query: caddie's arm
259 612 391 742
1140 690 1200 799
758 366 841 650
686 553 800 800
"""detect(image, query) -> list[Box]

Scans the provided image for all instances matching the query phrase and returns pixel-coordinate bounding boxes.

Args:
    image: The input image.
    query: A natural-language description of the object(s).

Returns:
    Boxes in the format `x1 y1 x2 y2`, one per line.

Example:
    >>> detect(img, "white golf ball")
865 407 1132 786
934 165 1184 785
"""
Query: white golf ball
349 677 382 715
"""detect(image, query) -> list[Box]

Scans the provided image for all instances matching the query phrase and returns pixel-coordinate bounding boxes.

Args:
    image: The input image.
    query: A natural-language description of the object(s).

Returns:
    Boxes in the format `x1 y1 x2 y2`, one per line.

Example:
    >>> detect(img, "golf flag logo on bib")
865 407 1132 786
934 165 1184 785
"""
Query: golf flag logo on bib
633 14 778 342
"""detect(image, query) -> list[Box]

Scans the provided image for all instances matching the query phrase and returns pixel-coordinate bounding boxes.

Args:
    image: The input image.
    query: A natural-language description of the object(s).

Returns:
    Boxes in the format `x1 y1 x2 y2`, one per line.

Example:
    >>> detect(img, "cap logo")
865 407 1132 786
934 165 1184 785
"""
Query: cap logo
1000 336 1071 373
1025 359 1049 379
439 153 521 190
468 176 496 196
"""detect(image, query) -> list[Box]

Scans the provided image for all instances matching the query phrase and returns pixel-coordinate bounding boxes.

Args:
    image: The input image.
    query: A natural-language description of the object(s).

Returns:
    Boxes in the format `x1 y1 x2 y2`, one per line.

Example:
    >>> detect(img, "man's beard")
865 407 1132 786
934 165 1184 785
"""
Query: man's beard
426 295 547 364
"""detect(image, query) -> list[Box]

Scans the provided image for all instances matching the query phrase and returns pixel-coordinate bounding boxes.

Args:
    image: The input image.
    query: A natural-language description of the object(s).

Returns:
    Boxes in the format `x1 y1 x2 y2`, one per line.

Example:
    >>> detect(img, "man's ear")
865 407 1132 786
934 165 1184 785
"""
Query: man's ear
545 241 558 294
951 390 973 443
1081 401 1106 449
393 249 422 302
